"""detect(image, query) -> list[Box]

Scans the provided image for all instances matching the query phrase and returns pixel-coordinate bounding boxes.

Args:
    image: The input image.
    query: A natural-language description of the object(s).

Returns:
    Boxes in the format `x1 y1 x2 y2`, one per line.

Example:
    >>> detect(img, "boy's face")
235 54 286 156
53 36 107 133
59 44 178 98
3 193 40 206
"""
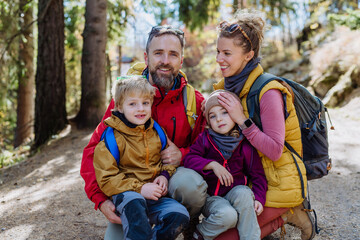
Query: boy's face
208 105 236 135
118 93 152 125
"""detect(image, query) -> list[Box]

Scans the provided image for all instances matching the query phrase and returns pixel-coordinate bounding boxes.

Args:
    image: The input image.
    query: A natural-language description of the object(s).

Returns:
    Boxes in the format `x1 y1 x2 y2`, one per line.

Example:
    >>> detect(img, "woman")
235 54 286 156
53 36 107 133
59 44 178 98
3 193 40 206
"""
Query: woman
212 9 315 240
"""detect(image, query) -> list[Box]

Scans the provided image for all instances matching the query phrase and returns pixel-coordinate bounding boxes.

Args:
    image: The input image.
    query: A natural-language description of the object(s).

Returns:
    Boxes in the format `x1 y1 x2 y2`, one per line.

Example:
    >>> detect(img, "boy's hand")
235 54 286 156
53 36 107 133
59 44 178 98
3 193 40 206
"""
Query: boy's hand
154 175 168 196
254 200 263 216
206 161 233 187
141 183 163 200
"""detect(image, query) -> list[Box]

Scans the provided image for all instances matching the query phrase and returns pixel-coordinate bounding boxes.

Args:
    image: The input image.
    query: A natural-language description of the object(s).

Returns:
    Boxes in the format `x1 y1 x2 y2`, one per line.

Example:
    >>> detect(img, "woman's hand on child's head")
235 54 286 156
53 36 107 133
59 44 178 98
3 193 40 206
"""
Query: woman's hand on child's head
218 92 247 125
141 183 163 200
154 175 168 196
254 200 263 216
208 161 234 187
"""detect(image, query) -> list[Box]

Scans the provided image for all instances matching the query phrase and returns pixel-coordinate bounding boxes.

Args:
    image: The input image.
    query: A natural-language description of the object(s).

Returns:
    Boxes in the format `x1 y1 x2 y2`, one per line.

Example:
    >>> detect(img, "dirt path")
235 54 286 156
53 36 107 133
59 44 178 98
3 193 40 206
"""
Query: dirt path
1 97 360 240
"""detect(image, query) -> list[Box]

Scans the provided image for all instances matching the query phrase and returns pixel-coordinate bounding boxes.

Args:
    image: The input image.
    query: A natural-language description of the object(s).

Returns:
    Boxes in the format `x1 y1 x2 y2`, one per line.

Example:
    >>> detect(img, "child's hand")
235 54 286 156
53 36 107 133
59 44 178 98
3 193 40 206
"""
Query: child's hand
254 200 263 216
154 175 168 196
141 183 163 200
207 161 233 187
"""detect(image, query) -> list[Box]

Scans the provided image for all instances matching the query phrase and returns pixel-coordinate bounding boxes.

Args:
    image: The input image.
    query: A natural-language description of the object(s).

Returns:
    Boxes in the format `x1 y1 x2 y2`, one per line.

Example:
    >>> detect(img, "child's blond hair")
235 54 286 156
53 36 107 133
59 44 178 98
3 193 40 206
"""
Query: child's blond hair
112 75 156 109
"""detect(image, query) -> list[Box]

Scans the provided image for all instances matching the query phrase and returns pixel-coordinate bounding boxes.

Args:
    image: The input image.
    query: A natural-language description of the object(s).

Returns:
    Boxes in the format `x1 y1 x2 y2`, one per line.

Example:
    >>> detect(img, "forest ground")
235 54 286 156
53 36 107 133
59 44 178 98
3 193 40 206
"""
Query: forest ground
0 97 360 240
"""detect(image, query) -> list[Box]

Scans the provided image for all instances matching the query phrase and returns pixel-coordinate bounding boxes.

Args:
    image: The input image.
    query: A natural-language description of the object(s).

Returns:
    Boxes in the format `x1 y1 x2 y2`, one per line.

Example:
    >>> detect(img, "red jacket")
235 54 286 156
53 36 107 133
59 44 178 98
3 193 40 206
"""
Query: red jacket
80 73 205 209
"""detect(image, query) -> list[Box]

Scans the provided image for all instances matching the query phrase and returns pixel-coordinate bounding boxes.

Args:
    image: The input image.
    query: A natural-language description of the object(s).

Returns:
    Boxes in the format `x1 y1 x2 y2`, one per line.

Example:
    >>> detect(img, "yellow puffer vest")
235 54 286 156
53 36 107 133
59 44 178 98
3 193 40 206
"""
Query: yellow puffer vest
214 65 307 208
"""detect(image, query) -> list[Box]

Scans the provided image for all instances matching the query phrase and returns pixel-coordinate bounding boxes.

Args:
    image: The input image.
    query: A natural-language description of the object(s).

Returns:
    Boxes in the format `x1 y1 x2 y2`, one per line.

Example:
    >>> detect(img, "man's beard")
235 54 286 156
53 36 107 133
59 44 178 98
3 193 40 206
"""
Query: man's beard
149 64 176 91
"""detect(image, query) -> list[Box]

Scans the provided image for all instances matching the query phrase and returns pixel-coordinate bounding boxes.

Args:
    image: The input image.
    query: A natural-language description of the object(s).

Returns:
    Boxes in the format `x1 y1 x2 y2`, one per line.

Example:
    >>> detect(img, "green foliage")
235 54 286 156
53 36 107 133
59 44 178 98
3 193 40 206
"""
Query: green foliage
175 0 221 31
329 9 360 30
64 1 84 116
0 1 24 151
107 0 134 42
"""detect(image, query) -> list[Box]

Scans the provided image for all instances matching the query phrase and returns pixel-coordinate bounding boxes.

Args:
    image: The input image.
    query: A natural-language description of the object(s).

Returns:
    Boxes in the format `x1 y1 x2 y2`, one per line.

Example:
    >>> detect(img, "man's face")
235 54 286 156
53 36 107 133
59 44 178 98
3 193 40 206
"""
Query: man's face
145 34 184 91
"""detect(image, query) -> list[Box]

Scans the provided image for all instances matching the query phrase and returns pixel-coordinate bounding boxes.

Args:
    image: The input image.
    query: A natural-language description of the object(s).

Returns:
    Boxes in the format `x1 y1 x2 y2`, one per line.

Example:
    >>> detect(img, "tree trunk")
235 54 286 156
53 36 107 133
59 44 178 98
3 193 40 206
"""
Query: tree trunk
75 0 107 129
34 0 67 147
15 0 35 148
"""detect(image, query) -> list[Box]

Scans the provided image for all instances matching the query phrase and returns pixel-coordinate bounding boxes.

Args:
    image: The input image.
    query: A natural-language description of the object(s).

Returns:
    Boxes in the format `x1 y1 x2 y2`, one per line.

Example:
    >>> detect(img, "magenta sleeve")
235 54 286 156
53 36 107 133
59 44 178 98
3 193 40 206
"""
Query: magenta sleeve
242 89 285 161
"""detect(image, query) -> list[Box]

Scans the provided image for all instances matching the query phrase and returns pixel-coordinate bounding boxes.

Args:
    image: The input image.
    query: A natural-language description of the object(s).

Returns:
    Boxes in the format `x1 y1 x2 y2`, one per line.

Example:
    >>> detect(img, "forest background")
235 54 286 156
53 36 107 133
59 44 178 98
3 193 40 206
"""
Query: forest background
1 0 360 190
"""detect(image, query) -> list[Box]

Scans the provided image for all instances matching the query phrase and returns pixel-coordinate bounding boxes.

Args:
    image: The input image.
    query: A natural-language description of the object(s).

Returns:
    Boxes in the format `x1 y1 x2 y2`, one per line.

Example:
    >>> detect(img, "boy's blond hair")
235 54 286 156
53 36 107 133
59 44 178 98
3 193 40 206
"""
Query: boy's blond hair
112 75 156 109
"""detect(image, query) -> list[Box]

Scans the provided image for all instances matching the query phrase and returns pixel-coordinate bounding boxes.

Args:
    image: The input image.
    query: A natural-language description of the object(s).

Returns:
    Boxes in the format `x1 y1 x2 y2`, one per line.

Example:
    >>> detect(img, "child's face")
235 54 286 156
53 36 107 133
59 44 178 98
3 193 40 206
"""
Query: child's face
118 93 152 125
208 105 236 135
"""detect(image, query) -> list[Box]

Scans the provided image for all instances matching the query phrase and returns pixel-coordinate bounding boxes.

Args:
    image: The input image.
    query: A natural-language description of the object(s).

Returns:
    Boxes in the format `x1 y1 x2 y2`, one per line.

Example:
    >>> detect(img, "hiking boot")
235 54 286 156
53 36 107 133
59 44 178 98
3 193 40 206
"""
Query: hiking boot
183 216 199 240
281 199 316 240
192 228 204 240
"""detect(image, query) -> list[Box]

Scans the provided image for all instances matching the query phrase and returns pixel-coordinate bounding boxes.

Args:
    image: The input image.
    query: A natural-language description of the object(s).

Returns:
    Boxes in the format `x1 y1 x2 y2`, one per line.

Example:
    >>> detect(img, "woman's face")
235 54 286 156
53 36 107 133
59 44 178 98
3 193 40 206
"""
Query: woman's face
216 37 253 78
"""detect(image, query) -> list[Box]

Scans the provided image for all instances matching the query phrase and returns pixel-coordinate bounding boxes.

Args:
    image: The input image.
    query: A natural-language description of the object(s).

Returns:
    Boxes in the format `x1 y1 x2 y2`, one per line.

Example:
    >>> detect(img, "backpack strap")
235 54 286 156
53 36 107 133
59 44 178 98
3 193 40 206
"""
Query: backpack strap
100 127 120 165
182 84 198 129
100 121 167 165
247 73 278 130
153 120 167 151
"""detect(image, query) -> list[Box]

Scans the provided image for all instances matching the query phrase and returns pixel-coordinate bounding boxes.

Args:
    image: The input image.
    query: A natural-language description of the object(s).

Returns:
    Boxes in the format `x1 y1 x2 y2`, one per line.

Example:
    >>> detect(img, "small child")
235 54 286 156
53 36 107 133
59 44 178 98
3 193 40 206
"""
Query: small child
93 76 189 240
184 90 267 240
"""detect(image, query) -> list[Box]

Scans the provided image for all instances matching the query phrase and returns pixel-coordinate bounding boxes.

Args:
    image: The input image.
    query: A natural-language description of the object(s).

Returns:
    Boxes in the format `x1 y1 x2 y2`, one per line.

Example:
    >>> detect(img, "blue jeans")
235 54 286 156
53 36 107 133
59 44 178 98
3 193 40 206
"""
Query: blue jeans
112 191 189 240
104 167 207 240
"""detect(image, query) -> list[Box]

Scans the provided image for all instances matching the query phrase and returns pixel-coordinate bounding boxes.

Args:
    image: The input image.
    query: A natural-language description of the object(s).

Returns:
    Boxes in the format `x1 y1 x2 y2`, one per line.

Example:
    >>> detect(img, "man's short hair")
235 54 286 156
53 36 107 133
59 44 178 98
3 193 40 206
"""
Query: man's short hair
112 75 156 109
146 25 185 55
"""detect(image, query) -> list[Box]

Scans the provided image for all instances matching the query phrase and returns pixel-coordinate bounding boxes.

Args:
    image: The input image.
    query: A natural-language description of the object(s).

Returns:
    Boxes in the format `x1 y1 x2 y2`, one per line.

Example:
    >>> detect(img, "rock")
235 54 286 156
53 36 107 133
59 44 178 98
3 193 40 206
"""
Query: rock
323 65 359 107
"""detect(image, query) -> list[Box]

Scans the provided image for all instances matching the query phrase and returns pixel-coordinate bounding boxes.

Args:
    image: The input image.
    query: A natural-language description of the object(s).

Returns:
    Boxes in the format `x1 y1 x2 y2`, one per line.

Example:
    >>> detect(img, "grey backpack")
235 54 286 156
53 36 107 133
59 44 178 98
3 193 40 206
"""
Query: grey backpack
247 72 333 181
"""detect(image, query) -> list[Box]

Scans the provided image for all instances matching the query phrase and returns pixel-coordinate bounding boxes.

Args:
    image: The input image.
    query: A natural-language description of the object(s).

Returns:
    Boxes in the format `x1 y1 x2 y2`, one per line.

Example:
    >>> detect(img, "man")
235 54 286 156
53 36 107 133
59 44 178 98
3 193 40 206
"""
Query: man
80 25 207 239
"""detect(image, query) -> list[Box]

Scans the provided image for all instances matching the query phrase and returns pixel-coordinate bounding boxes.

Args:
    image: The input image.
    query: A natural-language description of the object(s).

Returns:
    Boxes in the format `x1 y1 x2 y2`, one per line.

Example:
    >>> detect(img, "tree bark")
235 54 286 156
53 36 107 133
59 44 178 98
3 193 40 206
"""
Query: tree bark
75 0 107 129
34 0 67 147
15 0 35 147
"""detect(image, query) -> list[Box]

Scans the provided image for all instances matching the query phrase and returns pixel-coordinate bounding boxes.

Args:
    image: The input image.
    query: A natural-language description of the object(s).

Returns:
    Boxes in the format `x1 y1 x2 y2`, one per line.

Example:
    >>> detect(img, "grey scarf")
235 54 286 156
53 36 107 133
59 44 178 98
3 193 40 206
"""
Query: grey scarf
224 58 261 96
208 128 244 160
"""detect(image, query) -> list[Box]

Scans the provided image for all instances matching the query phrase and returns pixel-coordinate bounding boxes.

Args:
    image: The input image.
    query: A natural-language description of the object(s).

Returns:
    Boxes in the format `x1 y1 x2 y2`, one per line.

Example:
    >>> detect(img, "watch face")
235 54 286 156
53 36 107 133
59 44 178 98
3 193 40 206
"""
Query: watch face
245 119 252 128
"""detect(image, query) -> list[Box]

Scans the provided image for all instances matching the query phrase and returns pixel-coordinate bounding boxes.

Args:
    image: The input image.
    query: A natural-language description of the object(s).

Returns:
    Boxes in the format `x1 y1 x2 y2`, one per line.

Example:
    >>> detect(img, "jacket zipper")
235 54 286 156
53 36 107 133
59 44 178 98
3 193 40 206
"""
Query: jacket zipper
207 133 243 196
171 116 176 142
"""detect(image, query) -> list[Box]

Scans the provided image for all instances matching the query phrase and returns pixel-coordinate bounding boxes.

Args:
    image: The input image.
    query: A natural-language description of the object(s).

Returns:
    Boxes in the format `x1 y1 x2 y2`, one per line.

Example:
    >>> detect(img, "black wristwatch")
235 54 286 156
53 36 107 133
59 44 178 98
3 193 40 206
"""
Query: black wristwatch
239 118 253 130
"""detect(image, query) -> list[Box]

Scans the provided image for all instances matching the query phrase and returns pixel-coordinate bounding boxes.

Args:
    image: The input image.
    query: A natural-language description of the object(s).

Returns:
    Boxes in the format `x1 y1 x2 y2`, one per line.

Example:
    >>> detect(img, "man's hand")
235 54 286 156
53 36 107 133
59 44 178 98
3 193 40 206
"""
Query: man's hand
161 138 182 166
141 183 163 200
254 200 264 216
154 175 168 196
99 199 122 224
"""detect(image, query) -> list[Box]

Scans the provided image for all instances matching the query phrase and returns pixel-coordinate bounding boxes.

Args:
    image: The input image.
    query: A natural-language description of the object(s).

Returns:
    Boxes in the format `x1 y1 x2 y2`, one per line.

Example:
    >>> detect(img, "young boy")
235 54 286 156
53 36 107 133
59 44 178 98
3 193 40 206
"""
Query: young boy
93 76 189 240
183 90 267 240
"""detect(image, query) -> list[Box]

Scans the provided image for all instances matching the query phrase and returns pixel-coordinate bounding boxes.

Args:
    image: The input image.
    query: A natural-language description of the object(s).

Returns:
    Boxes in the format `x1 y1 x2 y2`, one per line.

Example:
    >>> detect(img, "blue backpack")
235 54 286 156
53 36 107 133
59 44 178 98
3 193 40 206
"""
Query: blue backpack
100 120 167 165
247 72 333 181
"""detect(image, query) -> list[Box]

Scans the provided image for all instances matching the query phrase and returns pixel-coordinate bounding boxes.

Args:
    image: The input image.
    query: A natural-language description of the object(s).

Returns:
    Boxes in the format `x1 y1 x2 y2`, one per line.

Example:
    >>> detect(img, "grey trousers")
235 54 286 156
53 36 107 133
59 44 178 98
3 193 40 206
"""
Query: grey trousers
104 167 208 240
198 185 260 240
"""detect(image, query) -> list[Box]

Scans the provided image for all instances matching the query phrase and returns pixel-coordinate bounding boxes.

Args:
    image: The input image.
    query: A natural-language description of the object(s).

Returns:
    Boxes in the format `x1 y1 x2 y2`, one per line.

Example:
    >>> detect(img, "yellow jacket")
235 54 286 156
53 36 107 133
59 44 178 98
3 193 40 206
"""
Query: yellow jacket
214 65 307 208
93 113 176 197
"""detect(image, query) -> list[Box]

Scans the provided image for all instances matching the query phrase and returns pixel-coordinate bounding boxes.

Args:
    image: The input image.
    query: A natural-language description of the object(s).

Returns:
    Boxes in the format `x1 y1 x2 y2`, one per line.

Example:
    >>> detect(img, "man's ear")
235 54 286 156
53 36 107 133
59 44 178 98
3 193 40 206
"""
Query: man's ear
180 56 184 69
144 52 148 66
245 50 255 61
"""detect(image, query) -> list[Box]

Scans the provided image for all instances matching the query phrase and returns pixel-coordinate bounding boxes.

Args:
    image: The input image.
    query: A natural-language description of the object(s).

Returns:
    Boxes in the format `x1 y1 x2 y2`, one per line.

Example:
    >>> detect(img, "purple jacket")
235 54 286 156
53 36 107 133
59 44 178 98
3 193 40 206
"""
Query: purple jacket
183 130 267 206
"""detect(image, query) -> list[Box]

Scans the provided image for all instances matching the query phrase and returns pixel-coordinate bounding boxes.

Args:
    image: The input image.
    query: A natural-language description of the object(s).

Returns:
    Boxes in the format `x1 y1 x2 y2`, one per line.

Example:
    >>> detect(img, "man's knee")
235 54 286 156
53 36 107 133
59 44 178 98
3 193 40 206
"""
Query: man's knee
168 167 207 203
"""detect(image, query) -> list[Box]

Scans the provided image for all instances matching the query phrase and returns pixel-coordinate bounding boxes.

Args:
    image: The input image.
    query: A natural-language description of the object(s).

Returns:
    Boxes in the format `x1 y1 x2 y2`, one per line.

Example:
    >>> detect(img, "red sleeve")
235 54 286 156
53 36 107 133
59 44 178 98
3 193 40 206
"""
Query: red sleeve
80 99 115 210
180 89 206 165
